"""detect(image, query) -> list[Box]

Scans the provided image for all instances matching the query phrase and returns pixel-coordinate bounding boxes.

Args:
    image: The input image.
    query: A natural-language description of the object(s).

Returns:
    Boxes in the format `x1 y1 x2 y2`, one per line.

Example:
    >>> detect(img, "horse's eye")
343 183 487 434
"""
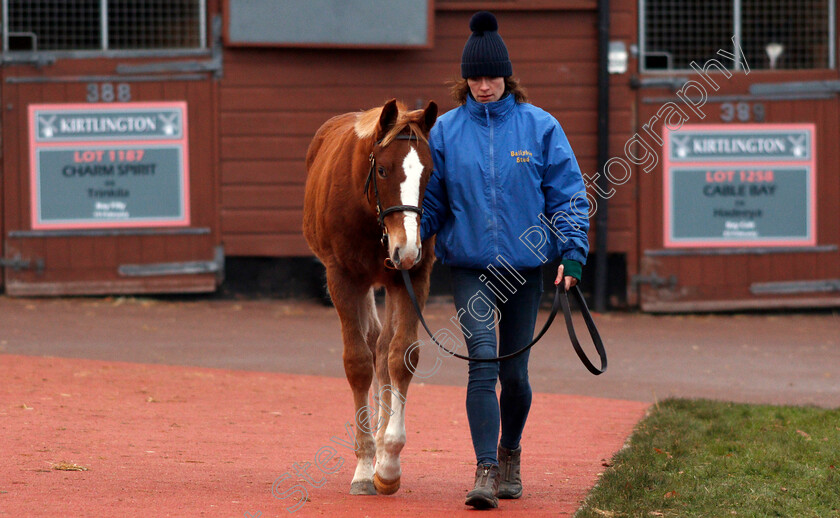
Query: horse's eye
377 166 387 178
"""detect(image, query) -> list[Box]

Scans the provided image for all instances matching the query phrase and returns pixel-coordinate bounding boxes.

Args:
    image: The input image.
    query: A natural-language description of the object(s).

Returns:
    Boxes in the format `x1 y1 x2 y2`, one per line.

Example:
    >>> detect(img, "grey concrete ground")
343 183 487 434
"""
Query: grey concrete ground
1 295 838 407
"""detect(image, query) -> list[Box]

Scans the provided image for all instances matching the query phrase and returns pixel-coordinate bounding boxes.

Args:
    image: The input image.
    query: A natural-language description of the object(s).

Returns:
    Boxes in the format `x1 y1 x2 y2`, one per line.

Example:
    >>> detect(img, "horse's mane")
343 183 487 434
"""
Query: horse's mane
353 101 429 147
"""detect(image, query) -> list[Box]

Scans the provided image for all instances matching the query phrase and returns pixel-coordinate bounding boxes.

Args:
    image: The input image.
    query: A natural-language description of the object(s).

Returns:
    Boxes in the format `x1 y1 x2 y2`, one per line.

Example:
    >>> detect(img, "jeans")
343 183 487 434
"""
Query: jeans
450 265 543 466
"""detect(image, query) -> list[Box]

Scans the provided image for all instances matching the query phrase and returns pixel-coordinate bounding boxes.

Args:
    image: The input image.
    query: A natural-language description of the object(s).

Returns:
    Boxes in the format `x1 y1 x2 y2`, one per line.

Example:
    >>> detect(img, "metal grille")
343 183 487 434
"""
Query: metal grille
642 0 734 71
108 0 202 50
741 0 832 69
642 0 834 71
3 0 204 52
6 0 101 51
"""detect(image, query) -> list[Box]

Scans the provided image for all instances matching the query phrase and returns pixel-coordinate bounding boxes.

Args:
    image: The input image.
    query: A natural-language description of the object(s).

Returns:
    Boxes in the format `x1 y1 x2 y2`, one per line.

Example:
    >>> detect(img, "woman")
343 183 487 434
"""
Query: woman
420 11 590 510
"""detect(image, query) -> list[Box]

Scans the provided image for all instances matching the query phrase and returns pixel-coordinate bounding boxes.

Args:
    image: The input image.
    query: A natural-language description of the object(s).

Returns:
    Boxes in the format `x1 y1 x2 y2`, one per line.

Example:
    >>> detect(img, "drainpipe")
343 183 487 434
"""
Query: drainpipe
593 0 610 312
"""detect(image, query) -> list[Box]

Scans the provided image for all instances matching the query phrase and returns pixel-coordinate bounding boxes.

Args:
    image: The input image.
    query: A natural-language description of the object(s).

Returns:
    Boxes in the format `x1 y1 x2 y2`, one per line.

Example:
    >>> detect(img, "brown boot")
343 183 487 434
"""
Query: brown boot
497 445 522 499
465 463 500 509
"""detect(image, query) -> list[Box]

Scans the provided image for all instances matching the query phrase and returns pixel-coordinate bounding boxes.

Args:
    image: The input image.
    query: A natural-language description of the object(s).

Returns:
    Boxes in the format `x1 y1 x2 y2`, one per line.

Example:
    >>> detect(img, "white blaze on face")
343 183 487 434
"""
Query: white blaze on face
398 147 423 259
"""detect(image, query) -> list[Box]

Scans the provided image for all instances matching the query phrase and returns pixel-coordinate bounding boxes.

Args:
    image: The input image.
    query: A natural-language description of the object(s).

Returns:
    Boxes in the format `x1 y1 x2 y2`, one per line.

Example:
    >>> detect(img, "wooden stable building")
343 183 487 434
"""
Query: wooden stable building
0 0 838 311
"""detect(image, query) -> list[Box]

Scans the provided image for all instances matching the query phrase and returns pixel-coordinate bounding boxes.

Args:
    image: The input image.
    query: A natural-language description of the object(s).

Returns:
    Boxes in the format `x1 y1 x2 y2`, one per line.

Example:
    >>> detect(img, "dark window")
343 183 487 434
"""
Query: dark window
108 0 203 50
3 0 204 52
642 0 833 71
741 0 831 69
6 0 101 51
643 0 734 71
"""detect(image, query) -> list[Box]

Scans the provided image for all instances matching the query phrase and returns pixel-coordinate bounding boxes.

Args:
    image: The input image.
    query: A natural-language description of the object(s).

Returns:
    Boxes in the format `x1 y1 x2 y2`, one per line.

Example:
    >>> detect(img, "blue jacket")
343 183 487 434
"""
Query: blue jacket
420 93 590 270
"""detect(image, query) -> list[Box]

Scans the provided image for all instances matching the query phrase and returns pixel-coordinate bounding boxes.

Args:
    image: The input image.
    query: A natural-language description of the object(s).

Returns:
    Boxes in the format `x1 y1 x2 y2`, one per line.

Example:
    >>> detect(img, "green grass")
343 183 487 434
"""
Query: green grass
576 399 840 518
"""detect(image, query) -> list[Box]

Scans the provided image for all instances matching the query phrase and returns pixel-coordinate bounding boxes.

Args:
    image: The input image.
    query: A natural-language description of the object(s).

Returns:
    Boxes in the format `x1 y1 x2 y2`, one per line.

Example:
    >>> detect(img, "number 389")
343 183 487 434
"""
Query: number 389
721 102 765 122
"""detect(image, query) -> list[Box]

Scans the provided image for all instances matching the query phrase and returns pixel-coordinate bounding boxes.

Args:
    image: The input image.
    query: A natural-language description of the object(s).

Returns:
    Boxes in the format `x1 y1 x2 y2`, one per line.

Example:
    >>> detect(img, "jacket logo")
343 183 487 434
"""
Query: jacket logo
511 149 532 163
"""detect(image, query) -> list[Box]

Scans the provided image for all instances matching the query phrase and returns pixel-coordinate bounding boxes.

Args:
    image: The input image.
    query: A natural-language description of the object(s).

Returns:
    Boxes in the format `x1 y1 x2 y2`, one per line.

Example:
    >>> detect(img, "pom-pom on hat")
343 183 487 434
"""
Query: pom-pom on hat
460 11 512 79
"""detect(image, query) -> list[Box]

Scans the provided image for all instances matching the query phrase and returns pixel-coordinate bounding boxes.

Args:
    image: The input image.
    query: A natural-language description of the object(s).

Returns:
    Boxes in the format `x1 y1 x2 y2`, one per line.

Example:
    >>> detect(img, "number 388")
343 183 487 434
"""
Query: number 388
86 83 131 103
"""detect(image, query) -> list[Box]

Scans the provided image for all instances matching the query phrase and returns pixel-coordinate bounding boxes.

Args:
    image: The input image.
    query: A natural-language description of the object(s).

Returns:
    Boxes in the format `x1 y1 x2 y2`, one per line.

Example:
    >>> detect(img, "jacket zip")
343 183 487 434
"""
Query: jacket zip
485 105 499 259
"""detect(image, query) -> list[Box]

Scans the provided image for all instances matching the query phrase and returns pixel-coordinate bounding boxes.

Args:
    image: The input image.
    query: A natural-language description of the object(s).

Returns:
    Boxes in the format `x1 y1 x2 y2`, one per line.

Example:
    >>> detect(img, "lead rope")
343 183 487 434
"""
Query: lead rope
400 269 607 373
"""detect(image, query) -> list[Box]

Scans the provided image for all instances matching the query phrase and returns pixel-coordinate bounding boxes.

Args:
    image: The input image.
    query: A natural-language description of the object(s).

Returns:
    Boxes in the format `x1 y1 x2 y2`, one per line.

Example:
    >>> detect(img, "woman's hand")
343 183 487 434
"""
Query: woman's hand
554 263 577 291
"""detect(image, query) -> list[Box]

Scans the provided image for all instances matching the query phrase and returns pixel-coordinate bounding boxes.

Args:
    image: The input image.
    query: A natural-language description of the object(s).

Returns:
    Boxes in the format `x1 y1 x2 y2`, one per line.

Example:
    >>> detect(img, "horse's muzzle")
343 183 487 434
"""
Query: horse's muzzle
390 244 421 270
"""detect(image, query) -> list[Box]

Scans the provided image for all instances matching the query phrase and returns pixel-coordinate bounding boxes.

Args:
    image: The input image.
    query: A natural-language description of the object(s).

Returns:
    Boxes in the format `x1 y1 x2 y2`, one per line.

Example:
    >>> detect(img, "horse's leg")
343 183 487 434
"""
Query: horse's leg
363 287 382 377
362 287 387 466
373 289 396 475
373 271 431 495
362 287 382 390
326 268 377 495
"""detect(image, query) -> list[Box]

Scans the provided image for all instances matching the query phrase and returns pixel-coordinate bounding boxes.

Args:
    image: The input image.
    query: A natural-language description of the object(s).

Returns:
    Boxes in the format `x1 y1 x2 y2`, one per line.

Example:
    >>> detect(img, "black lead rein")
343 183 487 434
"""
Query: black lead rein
400 269 607 375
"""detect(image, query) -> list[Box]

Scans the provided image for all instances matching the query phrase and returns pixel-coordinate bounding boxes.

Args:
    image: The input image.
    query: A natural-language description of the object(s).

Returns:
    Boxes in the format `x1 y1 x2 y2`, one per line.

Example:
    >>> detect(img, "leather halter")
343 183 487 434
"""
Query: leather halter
363 133 424 262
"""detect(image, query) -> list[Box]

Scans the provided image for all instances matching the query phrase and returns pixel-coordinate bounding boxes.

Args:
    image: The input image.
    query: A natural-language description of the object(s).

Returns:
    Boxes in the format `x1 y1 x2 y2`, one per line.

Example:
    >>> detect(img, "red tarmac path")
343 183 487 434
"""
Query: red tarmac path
2 354 646 517
2 295 838 516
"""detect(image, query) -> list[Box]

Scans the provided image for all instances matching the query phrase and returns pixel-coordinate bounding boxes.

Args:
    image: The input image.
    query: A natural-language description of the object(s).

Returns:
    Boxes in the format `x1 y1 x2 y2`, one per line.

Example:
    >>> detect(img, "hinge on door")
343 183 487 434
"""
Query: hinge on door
117 245 225 285
0 54 56 67
0 254 45 273
629 76 690 90
631 272 678 289
751 279 840 295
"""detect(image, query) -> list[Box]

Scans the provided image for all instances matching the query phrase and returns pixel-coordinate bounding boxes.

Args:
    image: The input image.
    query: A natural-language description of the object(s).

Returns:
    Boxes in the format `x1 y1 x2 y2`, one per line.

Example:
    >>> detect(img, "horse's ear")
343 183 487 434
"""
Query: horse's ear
377 98 399 139
421 101 438 133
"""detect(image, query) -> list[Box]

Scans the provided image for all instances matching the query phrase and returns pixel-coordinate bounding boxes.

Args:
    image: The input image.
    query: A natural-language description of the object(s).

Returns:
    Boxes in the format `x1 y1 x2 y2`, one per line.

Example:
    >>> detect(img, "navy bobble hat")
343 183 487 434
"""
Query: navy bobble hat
461 11 512 79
